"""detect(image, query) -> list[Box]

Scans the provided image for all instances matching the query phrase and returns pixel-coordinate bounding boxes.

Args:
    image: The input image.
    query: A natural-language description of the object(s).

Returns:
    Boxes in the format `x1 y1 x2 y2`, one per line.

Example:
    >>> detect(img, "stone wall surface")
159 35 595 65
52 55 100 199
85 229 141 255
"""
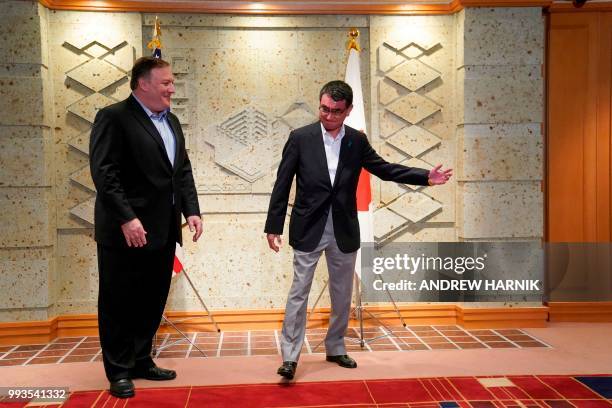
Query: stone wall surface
0 4 545 320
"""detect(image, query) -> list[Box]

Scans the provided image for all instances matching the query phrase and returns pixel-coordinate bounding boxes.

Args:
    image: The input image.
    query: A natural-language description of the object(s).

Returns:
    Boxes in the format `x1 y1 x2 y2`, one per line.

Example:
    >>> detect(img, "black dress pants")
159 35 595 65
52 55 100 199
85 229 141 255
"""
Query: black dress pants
97 228 176 381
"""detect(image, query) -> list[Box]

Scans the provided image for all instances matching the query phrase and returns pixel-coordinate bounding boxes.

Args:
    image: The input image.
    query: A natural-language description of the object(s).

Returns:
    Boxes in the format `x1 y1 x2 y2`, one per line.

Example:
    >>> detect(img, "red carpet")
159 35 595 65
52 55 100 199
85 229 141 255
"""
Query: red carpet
1 375 611 407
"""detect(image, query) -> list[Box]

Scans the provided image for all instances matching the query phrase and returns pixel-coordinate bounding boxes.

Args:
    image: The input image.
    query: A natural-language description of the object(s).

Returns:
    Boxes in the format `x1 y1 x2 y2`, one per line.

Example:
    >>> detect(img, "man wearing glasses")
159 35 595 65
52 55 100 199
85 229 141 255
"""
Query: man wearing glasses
265 80 452 380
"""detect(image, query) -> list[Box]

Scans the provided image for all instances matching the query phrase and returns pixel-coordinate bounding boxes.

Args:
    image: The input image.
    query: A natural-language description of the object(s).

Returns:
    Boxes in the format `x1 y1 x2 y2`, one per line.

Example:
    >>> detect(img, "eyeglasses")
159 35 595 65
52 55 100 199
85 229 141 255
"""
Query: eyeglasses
319 105 347 117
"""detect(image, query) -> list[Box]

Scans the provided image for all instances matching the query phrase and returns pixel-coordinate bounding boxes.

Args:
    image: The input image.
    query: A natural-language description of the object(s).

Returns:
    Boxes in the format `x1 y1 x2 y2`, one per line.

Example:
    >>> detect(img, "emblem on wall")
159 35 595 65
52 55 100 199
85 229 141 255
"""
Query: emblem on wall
199 101 316 194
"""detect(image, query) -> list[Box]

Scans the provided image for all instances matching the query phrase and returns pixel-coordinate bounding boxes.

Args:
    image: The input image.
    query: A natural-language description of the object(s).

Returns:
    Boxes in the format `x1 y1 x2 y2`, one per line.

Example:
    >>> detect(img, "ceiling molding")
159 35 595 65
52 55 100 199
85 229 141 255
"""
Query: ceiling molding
37 0 612 14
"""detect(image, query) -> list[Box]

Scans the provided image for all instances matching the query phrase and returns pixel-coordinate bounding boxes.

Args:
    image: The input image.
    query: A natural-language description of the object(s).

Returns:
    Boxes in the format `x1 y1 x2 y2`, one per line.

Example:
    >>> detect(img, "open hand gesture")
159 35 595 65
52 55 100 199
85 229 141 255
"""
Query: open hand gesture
428 164 453 185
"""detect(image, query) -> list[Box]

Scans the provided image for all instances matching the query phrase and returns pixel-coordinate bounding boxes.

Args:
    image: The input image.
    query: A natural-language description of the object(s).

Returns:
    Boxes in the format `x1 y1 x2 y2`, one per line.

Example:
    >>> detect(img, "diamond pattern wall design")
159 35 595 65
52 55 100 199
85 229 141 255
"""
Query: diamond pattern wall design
374 38 447 243
67 131 90 156
387 191 442 223
387 126 441 158
66 59 126 92
280 101 317 130
82 43 111 58
65 37 125 52
379 143 407 164
63 38 132 226
69 197 95 226
378 80 403 106
380 182 409 205
386 59 440 92
402 157 434 191
383 40 440 58
378 45 407 73
70 166 95 192
67 93 116 124
386 93 441 125
373 207 409 241
204 103 312 186
104 43 133 72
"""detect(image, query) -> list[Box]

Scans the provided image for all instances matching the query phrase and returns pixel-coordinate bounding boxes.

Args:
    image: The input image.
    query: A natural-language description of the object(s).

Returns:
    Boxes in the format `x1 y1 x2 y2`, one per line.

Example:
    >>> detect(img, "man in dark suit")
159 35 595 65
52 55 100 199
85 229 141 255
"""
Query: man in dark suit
265 80 451 380
90 57 202 398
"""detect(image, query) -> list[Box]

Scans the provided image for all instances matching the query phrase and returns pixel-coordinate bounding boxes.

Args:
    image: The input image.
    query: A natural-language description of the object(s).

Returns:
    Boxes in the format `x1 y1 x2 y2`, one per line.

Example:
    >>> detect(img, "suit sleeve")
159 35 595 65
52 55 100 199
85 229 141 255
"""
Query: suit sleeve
361 135 430 186
179 147 200 218
89 108 136 224
264 131 299 235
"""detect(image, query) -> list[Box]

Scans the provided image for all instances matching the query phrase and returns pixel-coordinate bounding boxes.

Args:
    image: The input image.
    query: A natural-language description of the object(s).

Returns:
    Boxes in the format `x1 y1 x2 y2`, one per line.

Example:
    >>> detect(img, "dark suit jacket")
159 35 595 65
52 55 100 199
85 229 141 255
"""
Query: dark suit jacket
89 94 200 249
264 122 429 253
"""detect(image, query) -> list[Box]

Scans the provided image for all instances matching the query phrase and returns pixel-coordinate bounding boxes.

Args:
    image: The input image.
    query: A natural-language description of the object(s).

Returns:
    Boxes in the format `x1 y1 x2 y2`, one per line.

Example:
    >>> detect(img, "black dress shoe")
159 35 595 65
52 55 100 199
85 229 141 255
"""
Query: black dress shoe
131 365 177 381
326 354 357 368
277 361 297 379
109 378 135 398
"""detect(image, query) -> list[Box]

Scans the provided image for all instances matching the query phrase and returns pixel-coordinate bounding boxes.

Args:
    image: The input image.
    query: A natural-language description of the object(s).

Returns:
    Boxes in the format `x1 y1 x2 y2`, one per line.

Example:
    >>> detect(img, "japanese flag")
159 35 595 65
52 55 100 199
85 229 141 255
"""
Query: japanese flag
173 242 184 277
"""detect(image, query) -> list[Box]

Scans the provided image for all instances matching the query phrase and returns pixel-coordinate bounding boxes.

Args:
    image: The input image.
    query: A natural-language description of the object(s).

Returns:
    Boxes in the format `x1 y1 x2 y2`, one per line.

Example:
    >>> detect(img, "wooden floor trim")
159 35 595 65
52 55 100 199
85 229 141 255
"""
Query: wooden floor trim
17 303 612 344
547 301 612 322
0 304 555 345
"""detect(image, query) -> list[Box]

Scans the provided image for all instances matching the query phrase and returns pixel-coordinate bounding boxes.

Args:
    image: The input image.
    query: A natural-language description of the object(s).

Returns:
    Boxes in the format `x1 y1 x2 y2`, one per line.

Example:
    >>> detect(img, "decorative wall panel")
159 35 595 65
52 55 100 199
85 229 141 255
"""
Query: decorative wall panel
62 39 132 225
47 11 141 230
370 16 456 244
46 11 142 314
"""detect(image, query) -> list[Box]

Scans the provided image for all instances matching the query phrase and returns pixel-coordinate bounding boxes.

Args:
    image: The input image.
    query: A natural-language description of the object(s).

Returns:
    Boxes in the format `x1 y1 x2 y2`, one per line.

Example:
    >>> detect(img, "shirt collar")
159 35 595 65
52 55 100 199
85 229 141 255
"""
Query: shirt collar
132 92 170 120
320 123 345 144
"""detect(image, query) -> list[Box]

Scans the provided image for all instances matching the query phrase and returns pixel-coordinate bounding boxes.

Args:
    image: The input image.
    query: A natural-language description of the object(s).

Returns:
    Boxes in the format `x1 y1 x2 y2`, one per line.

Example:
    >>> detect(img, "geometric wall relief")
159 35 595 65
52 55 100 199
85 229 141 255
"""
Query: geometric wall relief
401 157 434 191
63 39 133 226
280 101 317 131
386 93 441 125
69 166 95 192
198 101 316 196
386 59 440 92
67 130 90 155
386 125 440 159
67 93 116 124
70 197 96 226
205 107 284 184
387 191 442 223
375 38 446 243
378 40 440 72
66 58 126 92
162 50 193 127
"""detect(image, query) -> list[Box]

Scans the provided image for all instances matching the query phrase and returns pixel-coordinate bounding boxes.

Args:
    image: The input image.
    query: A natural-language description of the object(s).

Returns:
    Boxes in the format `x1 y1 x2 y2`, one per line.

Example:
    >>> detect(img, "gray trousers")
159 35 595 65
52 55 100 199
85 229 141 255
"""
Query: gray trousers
280 212 358 362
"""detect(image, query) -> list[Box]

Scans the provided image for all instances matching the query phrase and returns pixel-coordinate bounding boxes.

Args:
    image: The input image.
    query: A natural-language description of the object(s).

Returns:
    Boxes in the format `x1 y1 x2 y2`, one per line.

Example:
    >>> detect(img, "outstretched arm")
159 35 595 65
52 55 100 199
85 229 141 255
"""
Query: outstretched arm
362 137 452 186
361 137 430 185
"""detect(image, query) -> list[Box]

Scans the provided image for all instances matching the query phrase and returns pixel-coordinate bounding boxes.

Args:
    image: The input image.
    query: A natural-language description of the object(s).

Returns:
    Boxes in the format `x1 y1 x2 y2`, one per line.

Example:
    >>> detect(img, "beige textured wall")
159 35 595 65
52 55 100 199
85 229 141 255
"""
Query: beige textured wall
456 8 544 239
456 8 544 307
0 1 56 321
0 4 545 321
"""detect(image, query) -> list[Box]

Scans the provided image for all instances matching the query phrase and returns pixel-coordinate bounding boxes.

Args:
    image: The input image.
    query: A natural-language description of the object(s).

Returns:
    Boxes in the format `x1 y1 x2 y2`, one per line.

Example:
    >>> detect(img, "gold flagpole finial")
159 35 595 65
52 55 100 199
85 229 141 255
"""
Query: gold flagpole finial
347 28 361 52
154 16 162 37
147 16 163 58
